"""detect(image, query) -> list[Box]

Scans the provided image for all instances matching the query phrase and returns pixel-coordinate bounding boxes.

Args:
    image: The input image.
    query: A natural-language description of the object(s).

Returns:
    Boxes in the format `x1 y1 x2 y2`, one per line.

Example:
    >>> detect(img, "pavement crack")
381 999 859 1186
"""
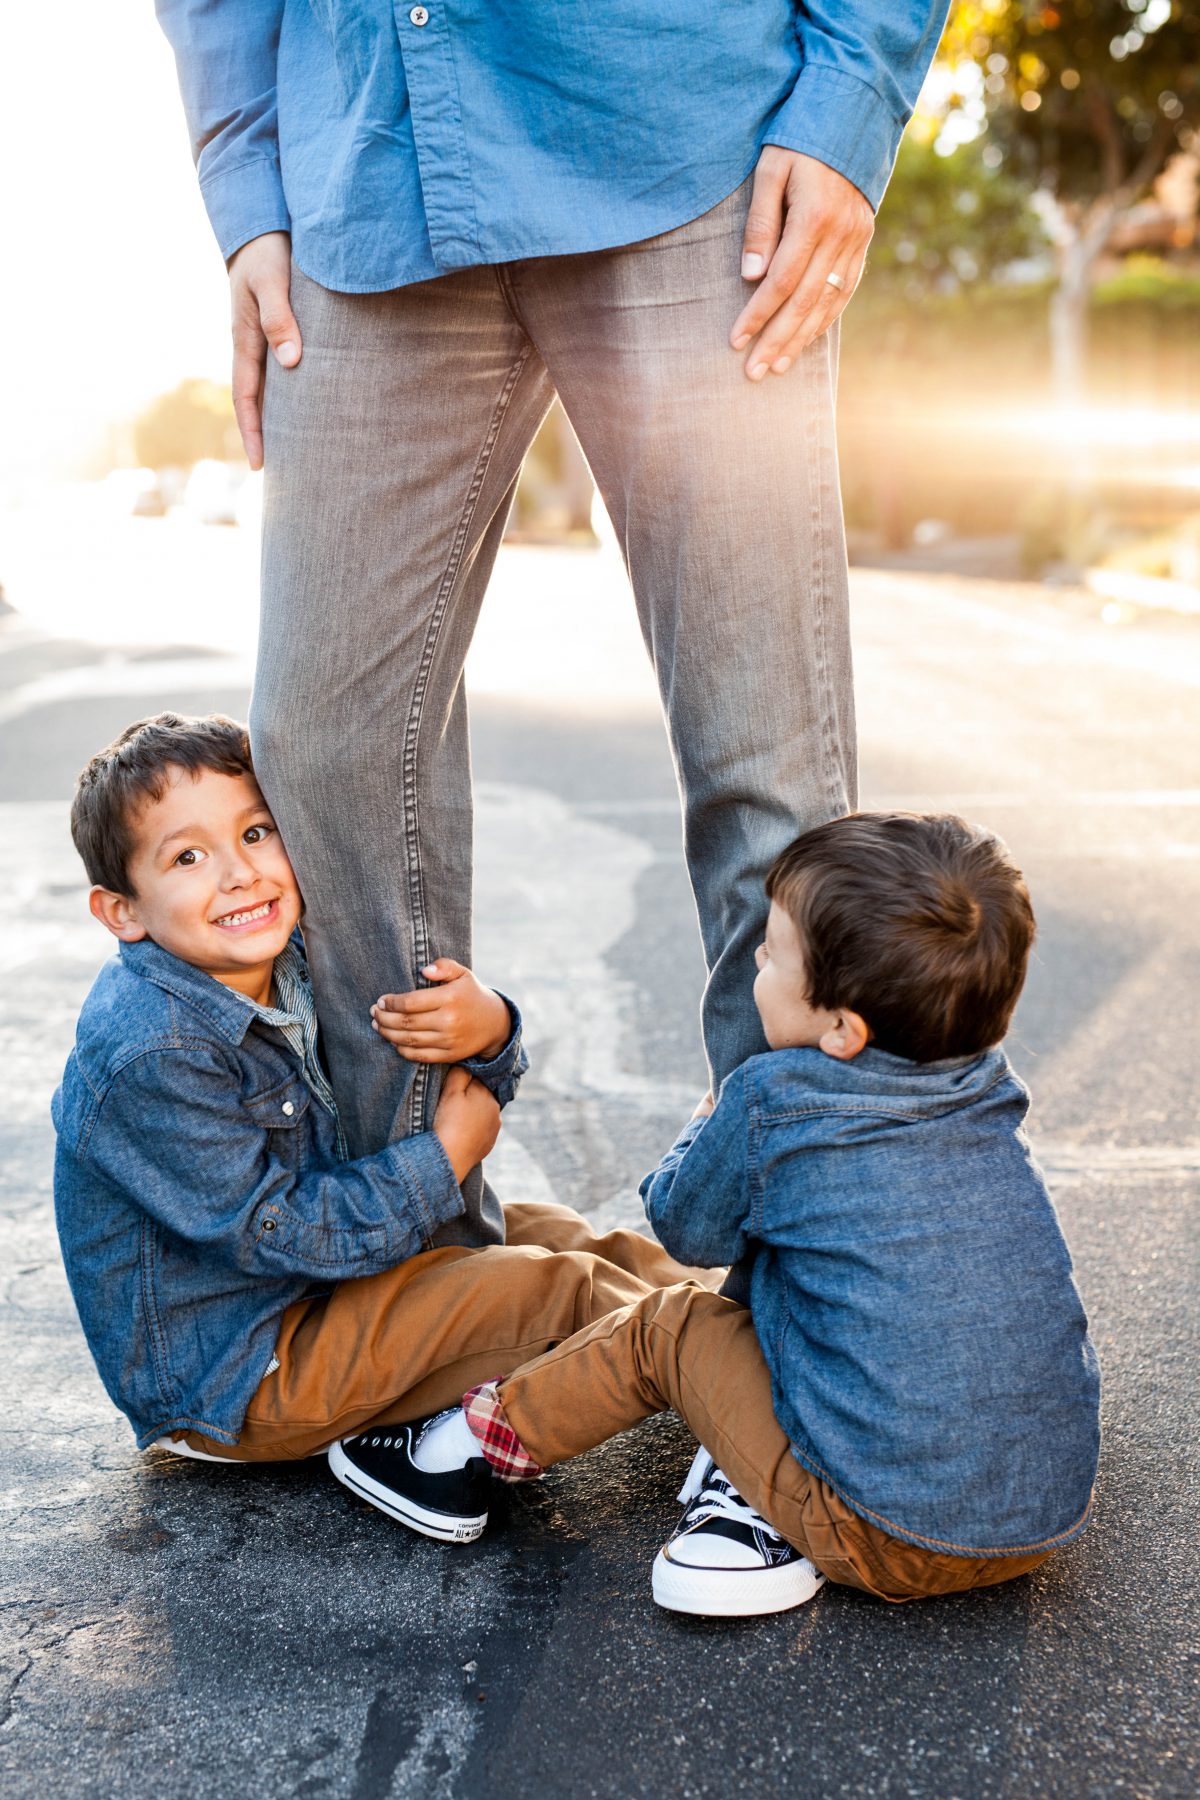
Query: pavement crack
0 1653 34 1731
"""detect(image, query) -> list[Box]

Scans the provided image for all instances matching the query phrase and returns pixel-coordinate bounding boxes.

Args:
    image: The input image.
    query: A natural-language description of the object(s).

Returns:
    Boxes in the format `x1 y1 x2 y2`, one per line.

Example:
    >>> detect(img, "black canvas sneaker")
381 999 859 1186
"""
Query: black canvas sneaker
652 1447 827 1617
327 1412 491 1543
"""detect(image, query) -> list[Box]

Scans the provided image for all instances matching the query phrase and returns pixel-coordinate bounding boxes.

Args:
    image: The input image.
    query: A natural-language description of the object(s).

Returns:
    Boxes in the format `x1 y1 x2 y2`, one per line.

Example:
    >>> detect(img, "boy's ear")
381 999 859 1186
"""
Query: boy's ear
89 885 148 943
818 1008 871 1062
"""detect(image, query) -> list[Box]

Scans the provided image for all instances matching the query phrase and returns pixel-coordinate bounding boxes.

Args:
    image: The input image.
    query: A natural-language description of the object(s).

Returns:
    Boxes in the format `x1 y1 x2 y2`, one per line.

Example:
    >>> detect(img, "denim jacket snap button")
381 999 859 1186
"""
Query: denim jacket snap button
262 1217 277 1232
281 1101 295 1116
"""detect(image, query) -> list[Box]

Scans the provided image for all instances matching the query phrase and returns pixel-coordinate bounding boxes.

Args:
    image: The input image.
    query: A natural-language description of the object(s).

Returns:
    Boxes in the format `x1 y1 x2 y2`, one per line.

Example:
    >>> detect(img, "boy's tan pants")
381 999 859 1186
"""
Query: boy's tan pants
179 1201 1053 1603
495 1281 1058 1602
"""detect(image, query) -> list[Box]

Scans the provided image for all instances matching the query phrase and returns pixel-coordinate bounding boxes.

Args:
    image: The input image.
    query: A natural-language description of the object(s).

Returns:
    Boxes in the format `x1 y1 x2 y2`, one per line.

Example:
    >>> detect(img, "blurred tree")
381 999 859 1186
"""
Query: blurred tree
940 1 1200 401
132 379 240 471
870 133 1046 301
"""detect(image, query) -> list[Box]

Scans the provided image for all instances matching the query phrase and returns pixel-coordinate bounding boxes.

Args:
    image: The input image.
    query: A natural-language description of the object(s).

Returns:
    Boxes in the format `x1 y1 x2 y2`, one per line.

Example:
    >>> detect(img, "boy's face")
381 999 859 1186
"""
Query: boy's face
753 901 868 1060
91 767 302 1002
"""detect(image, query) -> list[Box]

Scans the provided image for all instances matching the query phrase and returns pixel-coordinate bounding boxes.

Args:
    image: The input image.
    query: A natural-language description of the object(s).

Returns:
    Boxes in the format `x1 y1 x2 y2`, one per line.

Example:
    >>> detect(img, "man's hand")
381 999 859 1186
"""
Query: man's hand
229 231 303 469
731 148 873 381
372 958 511 1064
433 1066 502 1184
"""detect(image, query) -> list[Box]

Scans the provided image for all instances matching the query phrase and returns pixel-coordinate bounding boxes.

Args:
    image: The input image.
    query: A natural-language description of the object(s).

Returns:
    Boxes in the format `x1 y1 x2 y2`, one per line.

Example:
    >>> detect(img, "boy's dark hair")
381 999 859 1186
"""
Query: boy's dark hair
71 713 254 896
765 813 1035 1063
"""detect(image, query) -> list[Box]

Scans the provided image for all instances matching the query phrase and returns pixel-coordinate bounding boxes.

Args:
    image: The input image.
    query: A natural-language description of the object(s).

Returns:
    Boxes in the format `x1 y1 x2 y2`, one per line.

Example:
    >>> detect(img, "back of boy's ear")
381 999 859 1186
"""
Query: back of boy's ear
819 1009 871 1062
89 886 148 943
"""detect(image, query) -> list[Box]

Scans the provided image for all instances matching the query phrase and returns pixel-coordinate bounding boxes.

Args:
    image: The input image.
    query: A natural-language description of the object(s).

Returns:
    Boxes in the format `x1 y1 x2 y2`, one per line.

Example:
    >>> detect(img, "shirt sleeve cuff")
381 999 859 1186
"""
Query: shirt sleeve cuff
381 1129 465 1246
765 64 907 212
462 993 528 1108
199 155 292 264
638 1115 706 1214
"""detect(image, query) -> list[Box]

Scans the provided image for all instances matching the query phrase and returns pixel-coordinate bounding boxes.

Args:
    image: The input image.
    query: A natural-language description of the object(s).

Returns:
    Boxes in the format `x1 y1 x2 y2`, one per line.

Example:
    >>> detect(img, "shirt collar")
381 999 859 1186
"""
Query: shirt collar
118 935 299 1046
237 938 311 1029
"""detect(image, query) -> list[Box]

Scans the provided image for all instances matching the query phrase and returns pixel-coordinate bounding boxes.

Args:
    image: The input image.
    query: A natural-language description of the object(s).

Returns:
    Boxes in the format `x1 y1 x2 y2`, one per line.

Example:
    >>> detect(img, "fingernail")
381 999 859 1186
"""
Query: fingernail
772 356 792 374
748 362 768 382
275 340 298 365
732 333 751 351
741 253 765 279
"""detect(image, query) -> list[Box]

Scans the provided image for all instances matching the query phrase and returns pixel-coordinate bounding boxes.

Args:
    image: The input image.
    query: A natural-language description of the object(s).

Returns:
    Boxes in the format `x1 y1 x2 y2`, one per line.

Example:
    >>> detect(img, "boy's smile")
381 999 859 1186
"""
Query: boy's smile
90 767 302 1005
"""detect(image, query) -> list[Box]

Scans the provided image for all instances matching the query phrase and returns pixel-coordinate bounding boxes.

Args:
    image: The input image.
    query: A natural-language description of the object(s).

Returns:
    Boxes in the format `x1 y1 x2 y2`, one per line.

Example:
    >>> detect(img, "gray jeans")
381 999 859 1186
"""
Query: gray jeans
252 179 856 1247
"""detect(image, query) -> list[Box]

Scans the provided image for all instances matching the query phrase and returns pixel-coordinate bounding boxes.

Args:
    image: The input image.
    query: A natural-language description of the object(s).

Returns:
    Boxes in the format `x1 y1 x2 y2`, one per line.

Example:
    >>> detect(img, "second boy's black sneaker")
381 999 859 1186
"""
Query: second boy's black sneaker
327 1413 491 1543
652 1447 827 1617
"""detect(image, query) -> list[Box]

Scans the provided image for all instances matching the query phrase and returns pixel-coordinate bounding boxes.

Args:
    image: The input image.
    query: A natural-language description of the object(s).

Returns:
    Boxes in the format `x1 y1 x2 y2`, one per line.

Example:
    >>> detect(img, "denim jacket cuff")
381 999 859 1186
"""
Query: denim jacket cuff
382 1130 466 1245
462 993 528 1109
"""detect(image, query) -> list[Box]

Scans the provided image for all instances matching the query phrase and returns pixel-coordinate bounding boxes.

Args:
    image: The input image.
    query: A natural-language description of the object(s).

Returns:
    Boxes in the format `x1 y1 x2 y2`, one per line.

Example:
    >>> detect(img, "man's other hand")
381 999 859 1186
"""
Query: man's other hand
229 231 302 469
731 148 874 381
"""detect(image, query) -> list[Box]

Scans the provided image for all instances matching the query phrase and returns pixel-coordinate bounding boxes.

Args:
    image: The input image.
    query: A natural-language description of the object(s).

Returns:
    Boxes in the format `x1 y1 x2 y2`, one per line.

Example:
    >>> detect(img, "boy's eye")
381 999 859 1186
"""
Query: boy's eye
243 822 276 845
174 848 201 868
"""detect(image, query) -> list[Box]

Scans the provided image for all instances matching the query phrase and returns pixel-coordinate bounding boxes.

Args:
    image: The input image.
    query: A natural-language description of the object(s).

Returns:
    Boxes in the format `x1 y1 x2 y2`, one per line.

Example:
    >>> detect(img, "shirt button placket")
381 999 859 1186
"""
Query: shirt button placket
394 0 478 268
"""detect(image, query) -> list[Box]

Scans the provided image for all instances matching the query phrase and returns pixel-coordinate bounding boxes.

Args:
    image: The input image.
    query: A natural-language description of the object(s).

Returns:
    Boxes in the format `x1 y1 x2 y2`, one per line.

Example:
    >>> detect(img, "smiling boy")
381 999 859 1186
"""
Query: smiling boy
52 713 705 1526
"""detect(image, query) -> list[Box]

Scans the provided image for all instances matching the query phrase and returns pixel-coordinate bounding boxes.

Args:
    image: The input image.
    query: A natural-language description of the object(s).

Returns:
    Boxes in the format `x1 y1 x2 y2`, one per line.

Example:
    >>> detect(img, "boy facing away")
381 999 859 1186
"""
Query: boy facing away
335 813 1101 1615
52 713 711 1498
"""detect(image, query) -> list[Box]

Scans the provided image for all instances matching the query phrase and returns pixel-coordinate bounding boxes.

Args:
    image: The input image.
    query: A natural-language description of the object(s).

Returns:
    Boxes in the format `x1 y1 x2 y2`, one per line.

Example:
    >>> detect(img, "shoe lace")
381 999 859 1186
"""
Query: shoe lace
679 1451 785 1543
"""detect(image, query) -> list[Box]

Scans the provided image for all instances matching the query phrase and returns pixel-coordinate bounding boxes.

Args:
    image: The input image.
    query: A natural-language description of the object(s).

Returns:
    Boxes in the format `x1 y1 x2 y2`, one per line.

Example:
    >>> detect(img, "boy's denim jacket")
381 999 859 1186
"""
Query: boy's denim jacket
642 1045 1101 1557
52 937 526 1450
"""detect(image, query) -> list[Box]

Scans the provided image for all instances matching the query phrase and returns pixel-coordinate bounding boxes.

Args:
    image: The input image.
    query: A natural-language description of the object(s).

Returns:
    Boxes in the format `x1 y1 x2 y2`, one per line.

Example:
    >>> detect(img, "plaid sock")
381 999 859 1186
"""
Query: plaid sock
462 1381 544 1482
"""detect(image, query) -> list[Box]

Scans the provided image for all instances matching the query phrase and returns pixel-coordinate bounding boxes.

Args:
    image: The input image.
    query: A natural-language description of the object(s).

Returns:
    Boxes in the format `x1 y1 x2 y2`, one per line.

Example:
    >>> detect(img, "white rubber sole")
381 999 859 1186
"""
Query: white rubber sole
327 1440 487 1544
652 1548 827 1618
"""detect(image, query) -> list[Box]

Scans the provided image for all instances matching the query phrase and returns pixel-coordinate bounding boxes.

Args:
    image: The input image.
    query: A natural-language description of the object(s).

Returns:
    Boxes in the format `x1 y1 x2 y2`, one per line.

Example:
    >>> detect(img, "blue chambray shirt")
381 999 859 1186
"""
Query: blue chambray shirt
641 1045 1101 1558
155 0 950 291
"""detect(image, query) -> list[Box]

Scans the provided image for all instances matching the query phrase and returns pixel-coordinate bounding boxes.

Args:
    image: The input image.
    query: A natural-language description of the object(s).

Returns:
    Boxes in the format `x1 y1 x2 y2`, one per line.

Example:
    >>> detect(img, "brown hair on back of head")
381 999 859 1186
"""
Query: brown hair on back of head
71 713 254 898
765 813 1036 1063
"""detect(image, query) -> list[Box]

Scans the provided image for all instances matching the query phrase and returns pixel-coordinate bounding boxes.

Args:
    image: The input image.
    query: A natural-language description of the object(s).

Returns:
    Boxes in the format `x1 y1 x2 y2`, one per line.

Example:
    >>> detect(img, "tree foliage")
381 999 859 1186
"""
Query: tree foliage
941 1 1200 208
870 133 1046 298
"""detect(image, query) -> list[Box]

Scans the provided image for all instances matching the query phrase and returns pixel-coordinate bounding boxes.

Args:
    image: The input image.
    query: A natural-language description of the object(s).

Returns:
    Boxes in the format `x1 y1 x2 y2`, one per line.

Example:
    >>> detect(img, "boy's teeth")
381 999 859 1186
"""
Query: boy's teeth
218 902 272 927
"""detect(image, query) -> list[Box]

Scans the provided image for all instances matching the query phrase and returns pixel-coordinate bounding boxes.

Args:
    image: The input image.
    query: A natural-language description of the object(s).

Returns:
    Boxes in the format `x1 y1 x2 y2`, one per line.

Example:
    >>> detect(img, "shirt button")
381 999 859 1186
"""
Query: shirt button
282 1101 295 1116
409 5 429 23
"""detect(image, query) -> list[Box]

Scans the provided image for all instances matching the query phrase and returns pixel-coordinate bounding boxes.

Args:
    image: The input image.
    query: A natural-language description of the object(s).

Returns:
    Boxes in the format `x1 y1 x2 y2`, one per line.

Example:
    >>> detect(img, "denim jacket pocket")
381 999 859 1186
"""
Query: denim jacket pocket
244 1077 310 1128
244 1078 311 1170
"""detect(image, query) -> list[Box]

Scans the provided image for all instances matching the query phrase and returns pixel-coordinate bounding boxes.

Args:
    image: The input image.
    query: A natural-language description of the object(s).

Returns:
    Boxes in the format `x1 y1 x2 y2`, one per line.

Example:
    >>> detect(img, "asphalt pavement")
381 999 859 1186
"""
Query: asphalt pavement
1 532 1197 1798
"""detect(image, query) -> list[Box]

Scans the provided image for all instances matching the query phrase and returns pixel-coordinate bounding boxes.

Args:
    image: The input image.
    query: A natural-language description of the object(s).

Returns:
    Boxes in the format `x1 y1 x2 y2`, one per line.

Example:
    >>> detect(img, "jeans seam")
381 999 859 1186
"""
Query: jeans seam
805 338 845 817
401 341 535 1133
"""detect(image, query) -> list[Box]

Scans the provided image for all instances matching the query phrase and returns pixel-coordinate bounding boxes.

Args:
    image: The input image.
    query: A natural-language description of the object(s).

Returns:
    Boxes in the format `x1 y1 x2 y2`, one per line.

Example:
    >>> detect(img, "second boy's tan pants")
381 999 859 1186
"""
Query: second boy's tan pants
494 1283 1057 1602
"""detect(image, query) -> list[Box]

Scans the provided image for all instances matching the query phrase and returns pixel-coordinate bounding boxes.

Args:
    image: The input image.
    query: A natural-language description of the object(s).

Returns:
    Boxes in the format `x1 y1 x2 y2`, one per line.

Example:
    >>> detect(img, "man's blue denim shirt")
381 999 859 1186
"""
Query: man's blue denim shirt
642 1045 1101 1558
156 0 951 287
52 935 526 1450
